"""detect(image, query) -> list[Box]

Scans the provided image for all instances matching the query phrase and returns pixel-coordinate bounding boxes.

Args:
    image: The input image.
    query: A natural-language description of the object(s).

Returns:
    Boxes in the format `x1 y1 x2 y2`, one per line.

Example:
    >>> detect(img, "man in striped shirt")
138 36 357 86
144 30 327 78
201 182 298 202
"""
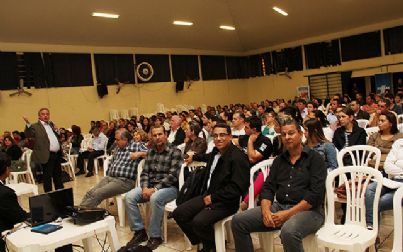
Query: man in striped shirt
125 125 182 250
80 128 147 208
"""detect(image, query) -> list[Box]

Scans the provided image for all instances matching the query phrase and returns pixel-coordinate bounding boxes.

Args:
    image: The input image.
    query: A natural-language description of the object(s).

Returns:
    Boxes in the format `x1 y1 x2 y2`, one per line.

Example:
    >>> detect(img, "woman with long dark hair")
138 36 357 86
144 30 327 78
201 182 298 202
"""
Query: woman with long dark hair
303 119 338 170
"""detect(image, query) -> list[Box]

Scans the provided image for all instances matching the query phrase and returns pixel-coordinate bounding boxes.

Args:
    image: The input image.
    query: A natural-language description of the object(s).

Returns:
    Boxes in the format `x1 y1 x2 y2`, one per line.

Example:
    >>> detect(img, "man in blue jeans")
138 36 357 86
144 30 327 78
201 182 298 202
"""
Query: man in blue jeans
231 118 327 252
125 125 182 250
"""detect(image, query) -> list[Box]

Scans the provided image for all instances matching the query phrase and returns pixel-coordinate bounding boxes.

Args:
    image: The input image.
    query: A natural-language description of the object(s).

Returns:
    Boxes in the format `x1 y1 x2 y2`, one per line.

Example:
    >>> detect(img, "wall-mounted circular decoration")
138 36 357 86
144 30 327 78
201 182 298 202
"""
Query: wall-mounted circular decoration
136 62 154 82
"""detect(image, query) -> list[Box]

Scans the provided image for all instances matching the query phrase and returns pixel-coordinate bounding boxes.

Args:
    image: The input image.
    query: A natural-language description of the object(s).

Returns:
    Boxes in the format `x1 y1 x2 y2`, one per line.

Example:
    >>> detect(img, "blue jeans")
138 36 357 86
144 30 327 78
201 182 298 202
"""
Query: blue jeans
231 201 324 252
365 179 403 226
125 186 178 238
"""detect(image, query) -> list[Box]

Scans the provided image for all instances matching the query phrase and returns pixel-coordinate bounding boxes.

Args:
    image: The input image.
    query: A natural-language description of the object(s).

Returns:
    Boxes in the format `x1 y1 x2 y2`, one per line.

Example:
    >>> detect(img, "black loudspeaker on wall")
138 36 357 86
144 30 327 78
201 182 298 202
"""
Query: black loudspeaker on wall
97 83 108 98
176 81 184 93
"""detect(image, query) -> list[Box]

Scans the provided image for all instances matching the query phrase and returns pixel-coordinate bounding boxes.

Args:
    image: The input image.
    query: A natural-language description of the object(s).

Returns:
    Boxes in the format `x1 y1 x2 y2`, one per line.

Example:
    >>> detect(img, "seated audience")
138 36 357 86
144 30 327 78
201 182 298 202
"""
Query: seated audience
69 125 83 154
167 115 185 146
303 118 338 171
365 138 403 230
76 127 108 177
2 136 22 161
362 94 378 114
368 98 396 128
80 129 147 208
367 111 403 168
332 106 367 154
261 111 277 139
183 122 207 162
350 100 370 120
0 153 28 251
173 123 250 252
231 118 326 252
231 112 246 138
124 125 182 250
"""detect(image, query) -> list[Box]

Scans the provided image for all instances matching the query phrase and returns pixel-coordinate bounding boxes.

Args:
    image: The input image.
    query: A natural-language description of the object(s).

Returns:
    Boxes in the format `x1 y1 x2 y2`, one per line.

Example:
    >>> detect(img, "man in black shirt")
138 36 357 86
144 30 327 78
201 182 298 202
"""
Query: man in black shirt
237 116 273 164
231 118 326 252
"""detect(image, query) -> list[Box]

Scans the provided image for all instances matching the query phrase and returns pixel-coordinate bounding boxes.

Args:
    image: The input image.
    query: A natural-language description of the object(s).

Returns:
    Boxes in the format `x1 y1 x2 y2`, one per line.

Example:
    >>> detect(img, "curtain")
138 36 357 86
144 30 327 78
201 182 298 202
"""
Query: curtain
304 40 340 69
225 56 249 79
384 25 403 55
171 55 199 81
94 54 134 85
341 31 381 62
0 52 18 90
200 56 226 80
43 53 93 87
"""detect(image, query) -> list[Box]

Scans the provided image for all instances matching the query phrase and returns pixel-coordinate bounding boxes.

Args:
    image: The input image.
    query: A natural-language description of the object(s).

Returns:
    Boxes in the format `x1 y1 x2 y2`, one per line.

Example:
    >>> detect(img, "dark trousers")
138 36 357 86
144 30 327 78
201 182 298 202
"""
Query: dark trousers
42 152 64 192
172 195 237 250
77 150 104 173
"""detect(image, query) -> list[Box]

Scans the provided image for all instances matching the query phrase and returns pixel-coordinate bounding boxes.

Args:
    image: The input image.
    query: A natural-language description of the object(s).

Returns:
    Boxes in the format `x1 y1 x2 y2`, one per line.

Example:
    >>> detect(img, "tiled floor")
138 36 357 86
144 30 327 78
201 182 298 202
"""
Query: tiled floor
18 172 395 251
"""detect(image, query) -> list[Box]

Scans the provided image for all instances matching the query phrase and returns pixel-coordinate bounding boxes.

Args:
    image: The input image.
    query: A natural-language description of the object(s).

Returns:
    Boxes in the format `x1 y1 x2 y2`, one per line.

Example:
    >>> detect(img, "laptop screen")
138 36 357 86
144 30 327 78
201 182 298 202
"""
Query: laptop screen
29 188 74 226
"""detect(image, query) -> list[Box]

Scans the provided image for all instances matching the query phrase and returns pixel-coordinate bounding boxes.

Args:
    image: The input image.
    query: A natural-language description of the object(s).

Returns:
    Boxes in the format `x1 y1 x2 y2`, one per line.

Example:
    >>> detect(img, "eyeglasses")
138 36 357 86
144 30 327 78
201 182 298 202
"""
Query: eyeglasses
212 133 229 139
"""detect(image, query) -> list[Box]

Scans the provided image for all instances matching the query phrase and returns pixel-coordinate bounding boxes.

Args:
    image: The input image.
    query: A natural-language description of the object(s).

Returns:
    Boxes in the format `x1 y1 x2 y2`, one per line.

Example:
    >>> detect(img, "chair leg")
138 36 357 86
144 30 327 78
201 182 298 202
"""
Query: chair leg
214 221 226 252
163 211 168 243
94 160 99 175
259 232 274 252
184 235 192 250
116 197 125 227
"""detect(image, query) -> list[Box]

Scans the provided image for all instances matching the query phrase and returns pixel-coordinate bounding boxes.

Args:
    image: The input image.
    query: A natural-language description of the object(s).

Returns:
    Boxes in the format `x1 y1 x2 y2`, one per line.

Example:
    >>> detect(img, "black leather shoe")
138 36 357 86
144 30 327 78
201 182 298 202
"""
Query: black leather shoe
146 237 163 250
85 172 94 177
75 171 85 176
126 229 148 247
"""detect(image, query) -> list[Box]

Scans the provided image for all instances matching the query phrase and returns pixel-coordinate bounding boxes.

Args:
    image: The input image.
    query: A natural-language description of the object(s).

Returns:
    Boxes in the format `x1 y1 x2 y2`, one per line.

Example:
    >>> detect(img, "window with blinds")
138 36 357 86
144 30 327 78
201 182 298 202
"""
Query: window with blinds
309 73 342 99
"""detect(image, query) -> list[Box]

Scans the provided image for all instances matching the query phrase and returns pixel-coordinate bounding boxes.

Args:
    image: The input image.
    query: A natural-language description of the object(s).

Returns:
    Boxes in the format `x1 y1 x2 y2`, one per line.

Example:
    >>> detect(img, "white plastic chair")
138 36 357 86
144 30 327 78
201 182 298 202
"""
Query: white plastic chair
392 186 403 252
365 126 379 138
163 161 206 246
316 166 383 252
398 114 403 124
356 119 369 128
398 123 403 134
337 145 381 170
94 139 109 175
61 143 76 181
10 149 35 184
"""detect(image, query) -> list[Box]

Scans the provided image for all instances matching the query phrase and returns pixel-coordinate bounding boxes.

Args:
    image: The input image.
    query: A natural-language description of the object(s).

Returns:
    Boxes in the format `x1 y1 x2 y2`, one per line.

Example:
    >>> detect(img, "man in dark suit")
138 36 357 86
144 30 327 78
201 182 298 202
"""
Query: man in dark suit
167 115 185 146
172 123 250 252
350 100 370 120
24 108 63 192
0 153 28 251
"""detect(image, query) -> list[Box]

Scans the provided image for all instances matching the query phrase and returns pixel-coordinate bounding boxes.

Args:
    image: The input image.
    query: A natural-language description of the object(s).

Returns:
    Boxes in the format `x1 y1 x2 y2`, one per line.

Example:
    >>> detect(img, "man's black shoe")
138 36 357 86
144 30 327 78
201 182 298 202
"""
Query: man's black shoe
126 229 148 247
85 172 94 177
75 171 85 176
146 237 163 250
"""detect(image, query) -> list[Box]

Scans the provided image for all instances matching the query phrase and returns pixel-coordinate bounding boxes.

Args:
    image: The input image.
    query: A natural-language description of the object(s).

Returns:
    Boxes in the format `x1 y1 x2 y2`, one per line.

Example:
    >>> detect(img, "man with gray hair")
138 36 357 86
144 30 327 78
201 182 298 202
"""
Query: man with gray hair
167 115 185 146
80 128 147 208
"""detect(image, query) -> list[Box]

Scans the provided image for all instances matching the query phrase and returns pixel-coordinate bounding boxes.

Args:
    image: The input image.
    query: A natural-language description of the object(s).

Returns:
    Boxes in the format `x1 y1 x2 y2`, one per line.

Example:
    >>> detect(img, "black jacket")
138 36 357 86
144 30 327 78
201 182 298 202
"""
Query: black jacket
169 127 186 146
0 183 27 233
194 143 250 210
332 123 367 151
355 110 370 120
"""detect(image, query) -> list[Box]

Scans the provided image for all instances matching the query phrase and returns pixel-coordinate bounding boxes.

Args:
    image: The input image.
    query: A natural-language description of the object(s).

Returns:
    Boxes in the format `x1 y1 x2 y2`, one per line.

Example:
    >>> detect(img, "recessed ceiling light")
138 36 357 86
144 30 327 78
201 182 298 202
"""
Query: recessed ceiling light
173 20 193 26
219 25 236 31
273 6 288 16
92 12 119 19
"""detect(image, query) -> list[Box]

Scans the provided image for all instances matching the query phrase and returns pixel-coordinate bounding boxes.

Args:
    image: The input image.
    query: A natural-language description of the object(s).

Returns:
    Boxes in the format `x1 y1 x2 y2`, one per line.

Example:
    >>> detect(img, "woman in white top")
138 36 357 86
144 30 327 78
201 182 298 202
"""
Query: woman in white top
365 138 403 229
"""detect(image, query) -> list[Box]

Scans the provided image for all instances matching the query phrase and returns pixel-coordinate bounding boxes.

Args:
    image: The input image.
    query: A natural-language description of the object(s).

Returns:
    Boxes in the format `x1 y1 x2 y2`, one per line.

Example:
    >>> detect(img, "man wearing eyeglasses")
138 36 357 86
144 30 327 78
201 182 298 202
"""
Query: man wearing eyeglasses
173 123 250 252
368 98 397 127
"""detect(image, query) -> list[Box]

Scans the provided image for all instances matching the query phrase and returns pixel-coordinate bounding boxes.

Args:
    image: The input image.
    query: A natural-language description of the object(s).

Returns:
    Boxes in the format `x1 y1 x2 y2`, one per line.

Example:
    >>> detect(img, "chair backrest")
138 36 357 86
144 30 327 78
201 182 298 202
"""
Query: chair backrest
356 119 369 128
103 155 114 176
178 161 206 189
20 149 33 171
325 166 383 232
365 126 379 137
392 186 403 252
398 114 403 124
337 145 381 170
398 123 403 134
83 133 93 140
177 143 186 155
81 138 93 150
136 159 146 188
248 159 274 209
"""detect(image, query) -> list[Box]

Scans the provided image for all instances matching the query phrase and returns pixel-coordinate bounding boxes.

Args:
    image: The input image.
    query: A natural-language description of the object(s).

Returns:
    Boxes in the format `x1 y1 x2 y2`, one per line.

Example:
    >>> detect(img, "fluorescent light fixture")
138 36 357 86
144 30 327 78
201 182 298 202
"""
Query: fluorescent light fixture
92 12 119 19
273 6 288 16
173 20 193 26
219 25 236 31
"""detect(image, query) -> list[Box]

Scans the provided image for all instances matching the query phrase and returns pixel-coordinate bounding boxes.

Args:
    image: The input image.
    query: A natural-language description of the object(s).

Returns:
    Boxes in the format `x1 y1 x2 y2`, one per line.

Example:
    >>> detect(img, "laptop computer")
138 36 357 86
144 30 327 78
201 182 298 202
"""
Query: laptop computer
27 188 74 227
